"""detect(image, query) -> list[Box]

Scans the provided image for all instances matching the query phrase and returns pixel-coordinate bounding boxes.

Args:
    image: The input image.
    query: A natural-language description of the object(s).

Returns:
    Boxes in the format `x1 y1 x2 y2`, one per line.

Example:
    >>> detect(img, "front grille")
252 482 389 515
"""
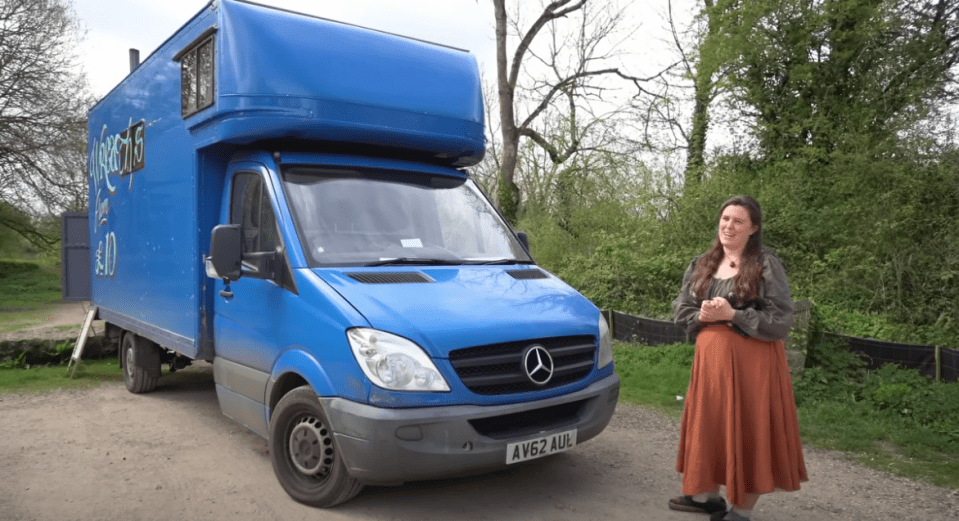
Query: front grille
469 399 587 439
448 335 596 395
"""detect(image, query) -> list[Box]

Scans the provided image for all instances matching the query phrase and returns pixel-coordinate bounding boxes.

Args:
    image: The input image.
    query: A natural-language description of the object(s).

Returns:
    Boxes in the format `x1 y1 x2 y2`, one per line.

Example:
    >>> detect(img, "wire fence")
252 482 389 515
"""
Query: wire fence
823 333 958 383
603 310 689 346
604 305 958 383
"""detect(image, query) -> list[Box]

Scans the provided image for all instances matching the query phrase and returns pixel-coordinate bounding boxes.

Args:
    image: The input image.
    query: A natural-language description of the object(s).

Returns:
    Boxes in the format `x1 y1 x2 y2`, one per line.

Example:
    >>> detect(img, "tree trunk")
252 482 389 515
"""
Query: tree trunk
493 0 520 224
685 78 710 188
683 0 718 190
497 133 521 224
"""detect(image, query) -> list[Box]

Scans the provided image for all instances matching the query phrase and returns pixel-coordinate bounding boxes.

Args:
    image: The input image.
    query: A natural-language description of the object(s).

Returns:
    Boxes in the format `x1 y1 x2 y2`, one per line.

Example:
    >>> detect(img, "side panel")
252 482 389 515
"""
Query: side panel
214 357 269 437
88 8 222 358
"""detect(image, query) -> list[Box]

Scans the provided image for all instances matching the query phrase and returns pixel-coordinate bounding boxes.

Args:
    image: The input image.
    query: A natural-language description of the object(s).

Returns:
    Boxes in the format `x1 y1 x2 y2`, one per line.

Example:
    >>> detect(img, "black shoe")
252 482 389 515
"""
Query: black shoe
711 510 748 521
668 495 728 514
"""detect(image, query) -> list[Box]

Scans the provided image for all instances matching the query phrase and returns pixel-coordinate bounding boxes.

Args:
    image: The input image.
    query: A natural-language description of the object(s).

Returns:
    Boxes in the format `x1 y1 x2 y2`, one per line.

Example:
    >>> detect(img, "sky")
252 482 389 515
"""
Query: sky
71 0 686 99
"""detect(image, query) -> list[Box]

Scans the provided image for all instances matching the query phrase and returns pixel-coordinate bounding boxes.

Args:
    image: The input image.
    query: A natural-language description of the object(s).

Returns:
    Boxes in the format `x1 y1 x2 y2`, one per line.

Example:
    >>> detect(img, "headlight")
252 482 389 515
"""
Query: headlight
598 314 614 368
347 328 450 392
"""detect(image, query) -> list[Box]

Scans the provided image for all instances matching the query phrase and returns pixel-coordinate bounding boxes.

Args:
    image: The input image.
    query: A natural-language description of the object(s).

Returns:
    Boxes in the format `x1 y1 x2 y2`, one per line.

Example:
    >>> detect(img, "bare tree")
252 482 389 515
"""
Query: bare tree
0 0 92 247
469 74 504 197
621 0 729 192
491 0 668 223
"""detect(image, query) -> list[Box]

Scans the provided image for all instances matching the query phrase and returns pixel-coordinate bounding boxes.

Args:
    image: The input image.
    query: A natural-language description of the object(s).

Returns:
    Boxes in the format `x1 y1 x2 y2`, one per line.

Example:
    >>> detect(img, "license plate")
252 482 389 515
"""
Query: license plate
506 429 577 464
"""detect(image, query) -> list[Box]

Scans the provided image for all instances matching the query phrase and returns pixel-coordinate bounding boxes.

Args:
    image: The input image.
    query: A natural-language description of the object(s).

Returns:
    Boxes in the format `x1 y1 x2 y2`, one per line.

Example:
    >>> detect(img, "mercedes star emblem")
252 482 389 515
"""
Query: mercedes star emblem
523 345 554 385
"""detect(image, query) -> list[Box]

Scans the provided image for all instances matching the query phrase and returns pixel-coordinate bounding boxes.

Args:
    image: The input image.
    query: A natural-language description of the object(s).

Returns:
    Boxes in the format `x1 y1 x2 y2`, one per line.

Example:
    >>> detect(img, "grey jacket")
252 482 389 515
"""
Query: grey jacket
672 251 794 342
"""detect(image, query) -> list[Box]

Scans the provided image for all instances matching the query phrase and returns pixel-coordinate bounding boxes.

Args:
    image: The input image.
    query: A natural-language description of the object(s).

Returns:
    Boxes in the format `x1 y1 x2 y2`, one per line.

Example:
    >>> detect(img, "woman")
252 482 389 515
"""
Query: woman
669 196 807 521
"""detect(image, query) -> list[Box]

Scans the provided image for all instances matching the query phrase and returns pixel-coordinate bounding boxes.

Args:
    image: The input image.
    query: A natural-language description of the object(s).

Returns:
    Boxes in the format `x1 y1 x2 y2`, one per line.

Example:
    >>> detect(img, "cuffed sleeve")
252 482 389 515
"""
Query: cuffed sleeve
730 253 794 341
672 256 705 337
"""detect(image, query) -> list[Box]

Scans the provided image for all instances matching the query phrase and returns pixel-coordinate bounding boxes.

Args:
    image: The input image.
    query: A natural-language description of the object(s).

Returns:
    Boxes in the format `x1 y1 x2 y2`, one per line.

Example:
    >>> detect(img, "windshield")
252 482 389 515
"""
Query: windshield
282 166 533 267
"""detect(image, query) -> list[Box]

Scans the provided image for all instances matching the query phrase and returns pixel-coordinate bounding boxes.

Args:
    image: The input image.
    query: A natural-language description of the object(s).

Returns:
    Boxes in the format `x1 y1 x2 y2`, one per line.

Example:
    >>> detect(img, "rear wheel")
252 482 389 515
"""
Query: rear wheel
269 386 363 507
121 332 160 394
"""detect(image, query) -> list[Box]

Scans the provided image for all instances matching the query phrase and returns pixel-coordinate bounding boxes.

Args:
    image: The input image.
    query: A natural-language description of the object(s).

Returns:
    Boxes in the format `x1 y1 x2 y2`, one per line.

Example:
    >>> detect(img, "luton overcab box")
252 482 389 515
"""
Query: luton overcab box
88 0 618 506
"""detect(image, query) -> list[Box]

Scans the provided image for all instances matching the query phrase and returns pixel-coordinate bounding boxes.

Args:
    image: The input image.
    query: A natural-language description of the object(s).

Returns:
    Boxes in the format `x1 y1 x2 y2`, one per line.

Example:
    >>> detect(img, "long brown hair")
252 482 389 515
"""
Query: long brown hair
690 195 764 305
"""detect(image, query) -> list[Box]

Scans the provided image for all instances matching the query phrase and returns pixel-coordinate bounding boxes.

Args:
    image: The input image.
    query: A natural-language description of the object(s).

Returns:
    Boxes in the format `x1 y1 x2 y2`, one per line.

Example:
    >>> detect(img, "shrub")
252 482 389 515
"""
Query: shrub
794 365 860 406
858 364 959 439
556 232 692 317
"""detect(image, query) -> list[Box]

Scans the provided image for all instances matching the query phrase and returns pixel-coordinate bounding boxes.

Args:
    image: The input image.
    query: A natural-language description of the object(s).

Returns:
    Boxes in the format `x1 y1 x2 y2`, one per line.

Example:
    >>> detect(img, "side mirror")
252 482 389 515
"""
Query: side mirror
516 231 530 252
207 224 242 281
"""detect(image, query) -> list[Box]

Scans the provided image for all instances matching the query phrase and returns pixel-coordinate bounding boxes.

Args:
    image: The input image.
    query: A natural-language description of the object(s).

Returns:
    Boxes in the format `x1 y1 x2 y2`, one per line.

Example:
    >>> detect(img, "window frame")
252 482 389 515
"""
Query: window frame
224 169 297 293
176 28 217 119
230 172 281 257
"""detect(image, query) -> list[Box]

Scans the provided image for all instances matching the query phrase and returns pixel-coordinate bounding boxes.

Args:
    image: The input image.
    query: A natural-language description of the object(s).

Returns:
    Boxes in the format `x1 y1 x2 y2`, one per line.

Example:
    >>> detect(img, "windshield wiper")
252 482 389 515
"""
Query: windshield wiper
364 257 462 267
461 259 535 265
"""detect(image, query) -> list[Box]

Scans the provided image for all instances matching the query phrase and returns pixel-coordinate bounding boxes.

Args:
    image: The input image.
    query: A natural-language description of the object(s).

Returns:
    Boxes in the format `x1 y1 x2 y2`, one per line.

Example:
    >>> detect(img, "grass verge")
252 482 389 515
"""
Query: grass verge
613 342 690 419
797 398 959 489
613 341 959 490
0 357 122 395
0 260 62 333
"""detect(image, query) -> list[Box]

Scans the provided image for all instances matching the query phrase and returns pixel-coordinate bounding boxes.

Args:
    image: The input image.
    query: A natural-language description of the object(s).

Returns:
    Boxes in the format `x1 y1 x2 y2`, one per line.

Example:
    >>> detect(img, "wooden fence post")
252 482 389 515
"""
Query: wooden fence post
609 310 614 341
785 300 812 377
936 345 942 382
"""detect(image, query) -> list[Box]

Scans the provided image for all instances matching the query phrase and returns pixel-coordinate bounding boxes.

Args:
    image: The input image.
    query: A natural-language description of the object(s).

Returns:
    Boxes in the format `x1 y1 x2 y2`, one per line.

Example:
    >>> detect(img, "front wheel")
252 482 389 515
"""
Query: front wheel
269 386 364 507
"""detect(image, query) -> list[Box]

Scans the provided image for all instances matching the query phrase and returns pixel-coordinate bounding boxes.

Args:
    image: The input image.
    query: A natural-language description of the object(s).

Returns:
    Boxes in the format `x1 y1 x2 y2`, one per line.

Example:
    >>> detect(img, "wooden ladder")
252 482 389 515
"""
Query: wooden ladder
66 306 98 378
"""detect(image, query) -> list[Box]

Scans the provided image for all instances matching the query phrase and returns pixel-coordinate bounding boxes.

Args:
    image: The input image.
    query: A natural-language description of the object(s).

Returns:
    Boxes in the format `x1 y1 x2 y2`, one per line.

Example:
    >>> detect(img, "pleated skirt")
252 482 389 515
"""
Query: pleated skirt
676 325 808 506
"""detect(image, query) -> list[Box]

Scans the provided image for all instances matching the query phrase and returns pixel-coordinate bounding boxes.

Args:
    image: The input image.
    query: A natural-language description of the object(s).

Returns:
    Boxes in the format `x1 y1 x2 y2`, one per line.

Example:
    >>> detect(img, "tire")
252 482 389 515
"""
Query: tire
121 332 160 394
269 386 364 507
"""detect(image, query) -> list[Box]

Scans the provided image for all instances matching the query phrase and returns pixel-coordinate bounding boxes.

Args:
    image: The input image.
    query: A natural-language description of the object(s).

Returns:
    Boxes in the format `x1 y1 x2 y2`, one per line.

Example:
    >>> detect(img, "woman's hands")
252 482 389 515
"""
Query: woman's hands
699 297 735 323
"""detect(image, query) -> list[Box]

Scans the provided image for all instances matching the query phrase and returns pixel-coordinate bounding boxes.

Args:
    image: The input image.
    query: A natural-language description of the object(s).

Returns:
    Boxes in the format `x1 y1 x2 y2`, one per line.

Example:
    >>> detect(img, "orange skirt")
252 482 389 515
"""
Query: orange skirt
676 325 808 506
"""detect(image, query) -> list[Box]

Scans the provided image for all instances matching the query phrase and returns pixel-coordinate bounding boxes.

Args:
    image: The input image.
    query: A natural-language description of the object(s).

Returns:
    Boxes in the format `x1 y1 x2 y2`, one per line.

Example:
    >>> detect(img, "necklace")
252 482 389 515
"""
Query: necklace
729 260 736 268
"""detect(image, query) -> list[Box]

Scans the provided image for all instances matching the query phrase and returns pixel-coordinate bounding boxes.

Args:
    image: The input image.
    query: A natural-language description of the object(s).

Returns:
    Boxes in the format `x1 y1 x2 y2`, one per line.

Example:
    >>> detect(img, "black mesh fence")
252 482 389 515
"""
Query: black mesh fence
605 310 689 345
824 332 959 382
605 308 958 382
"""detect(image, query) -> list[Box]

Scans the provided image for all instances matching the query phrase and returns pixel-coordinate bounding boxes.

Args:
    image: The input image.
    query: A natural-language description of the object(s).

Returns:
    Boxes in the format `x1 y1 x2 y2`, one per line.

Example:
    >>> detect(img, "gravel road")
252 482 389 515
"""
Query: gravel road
1 361 957 521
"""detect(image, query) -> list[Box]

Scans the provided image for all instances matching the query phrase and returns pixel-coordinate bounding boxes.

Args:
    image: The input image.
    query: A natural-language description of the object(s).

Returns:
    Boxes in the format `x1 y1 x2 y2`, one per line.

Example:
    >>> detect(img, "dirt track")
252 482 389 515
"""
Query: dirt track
1 360 957 521
1 303 957 520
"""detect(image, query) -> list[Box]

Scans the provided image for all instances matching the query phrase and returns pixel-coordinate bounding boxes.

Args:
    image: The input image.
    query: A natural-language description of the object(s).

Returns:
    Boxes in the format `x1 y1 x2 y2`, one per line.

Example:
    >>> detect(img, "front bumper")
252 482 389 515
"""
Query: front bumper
320 373 620 486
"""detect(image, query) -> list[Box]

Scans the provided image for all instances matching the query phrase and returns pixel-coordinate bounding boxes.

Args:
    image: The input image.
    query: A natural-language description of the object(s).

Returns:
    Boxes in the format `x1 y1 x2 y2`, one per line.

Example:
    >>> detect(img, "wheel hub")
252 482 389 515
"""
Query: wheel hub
288 416 334 477
125 344 135 379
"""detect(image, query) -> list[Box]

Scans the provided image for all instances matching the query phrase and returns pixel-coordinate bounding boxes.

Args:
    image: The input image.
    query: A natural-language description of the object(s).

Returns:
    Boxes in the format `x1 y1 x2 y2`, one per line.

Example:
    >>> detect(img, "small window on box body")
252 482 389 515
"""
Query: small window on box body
180 36 215 118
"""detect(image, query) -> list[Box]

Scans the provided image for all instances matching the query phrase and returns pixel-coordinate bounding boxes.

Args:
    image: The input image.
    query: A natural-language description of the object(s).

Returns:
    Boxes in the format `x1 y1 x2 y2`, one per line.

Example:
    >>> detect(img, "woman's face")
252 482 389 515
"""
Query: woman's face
718 204 758 253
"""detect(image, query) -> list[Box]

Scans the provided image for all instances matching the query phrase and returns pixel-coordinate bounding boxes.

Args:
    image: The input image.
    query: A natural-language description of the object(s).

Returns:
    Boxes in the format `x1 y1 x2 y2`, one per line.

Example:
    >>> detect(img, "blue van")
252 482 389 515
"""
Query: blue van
88 0 619 507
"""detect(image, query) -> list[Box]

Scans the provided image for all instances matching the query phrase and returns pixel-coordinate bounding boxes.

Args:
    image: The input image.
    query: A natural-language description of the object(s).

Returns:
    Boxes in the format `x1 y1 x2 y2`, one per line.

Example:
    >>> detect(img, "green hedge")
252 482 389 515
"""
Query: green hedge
0 336 112 369
0 260 40 279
